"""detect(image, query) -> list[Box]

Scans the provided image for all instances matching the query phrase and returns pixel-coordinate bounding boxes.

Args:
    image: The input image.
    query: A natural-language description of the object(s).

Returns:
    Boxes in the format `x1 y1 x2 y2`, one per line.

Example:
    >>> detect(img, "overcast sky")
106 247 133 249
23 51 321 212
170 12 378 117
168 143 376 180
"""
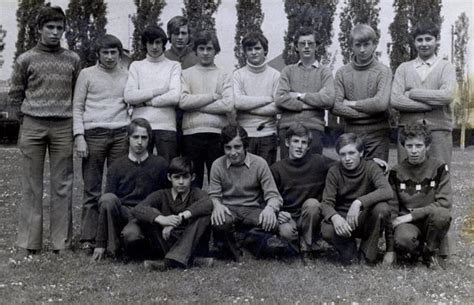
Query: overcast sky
0 0 472 80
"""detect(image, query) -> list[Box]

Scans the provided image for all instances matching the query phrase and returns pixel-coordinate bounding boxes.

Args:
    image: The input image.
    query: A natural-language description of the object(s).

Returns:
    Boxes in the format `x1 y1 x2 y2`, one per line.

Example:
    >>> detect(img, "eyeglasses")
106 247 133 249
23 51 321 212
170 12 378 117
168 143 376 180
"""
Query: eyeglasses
297 41 316 48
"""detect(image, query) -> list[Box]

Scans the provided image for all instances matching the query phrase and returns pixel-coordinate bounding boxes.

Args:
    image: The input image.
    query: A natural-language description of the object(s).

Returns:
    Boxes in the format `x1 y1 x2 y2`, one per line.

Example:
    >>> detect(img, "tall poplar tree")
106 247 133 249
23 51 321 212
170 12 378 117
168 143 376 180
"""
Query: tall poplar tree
14 0 45 61
282 0 337 65
234 0 264 68
183 0 221 34
65 0 107 68
131 0 166 61
338 0 380 64
0 26 6 69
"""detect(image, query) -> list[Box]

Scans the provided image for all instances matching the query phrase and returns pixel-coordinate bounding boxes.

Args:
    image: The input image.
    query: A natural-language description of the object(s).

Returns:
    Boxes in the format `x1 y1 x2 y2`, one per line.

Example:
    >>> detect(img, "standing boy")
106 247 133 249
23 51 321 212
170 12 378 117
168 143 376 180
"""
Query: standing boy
165 16 198 70
233 32 280 165
9 5 81 254
73 34 129 250
387 123 451 269
179 31 233 188
92 119 168 261
391 20 456 167
209 125 283 261
133 157 213 270
332 24 392 161
124 25 181 162
320 133 393 264
276 26 335 158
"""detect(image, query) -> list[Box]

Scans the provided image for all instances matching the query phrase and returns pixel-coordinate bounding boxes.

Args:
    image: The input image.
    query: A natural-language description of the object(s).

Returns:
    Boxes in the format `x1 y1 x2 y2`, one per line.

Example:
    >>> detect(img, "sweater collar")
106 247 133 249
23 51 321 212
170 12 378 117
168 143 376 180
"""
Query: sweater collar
351 55 376 71
97 62 119 73
341 159 366 177
36 41 61 53
128 151 149 164
146 53 166 63
287 152 312 166
246 61 267 73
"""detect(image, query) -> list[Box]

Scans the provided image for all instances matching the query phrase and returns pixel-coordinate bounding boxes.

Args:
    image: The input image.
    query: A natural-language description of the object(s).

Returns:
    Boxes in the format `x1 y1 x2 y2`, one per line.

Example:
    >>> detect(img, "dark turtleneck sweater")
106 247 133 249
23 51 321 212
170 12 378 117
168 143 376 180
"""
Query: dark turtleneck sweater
388 157 451 221
332 55 392 134
9 42 81 118
321 159 393 220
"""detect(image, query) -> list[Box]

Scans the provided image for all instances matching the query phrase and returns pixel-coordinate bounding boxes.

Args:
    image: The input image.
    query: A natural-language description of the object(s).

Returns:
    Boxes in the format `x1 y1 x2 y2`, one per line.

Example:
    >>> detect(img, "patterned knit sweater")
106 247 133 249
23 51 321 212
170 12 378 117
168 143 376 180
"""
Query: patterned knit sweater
388 157 451 221
332 57 392 133
9 42 81 118
275 63 335 131
391 58 456 131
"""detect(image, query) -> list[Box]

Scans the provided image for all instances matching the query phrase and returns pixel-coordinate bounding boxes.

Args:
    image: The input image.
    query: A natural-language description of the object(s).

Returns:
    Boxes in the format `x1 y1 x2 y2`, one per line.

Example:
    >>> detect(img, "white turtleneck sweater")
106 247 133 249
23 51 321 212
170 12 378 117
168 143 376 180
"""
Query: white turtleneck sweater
233 61 280 137
124 54 181 131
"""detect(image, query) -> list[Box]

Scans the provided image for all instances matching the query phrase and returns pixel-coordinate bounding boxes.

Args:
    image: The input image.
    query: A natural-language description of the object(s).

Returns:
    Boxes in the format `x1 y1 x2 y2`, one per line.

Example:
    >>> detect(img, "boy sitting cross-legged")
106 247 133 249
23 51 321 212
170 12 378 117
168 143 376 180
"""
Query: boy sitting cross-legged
133 156 214 271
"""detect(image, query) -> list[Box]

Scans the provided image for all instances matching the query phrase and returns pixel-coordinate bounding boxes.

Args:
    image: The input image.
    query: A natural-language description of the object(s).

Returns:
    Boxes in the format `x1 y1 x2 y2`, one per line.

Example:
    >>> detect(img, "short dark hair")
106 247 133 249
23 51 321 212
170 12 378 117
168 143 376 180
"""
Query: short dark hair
399 123 432 147
193 31 221 54
37 5 66 29
293 26 319 46
242 32 268 56
285 122 313 145
221 124 249 149
411 19 440 40
167 16 189 37
141 25 168 51
168 156 194 176
127 118 152 141
335 133 364 154
95 34 123 55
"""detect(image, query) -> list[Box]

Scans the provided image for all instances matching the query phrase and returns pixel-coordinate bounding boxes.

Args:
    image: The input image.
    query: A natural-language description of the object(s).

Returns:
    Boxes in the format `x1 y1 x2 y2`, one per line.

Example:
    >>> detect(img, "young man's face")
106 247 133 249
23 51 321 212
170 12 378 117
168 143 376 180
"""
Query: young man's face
286 135 310 160
414 34 437 61
146 39 164 58
245 41 266 66
168 173 195 195
39 20 65 46
98 47 120 70
352 39 376 64
224 136 246 165
296 34 316 61
170 25 190 51
129 126 149 157
404 136 429 165
338 143 363 171
196 41 216 66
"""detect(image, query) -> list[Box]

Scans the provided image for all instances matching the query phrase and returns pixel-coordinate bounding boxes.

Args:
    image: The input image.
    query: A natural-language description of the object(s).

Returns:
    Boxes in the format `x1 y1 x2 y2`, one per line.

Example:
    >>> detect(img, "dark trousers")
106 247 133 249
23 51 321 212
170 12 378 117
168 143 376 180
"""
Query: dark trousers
278 199 322 251
96 193 145 255
394 207 451 255
321 202 390 262
248 135 277 165
346 128 390 161
80 127 128 242
182 133 223 188
149 130 177 163
139 216 211 266
279 128 323 159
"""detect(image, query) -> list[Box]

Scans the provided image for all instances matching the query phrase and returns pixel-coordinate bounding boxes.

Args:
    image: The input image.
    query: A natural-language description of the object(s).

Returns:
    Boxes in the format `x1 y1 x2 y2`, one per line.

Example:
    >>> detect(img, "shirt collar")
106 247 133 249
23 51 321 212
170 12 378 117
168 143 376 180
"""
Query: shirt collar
128 151 149 164
225 153 251 169
171 188 190 201
297 60 320 68
414 55 438 68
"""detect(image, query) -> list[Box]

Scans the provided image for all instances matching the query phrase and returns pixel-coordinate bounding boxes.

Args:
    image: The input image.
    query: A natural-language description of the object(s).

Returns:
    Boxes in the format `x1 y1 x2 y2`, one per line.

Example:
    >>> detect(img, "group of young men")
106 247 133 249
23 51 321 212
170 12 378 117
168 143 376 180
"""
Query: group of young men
9 5 456 271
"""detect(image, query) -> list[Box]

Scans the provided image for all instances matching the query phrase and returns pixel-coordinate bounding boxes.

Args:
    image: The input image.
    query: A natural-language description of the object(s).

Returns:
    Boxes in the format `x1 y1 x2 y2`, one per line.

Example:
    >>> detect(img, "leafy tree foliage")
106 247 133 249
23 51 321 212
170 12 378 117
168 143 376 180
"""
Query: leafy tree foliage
234 0 264 68
453 12 470 127
0 26 6 69
283 0 337 65
338 0 380 64
65 0 107 68
131 0 166 61
183 0 221 34
14 0 45 61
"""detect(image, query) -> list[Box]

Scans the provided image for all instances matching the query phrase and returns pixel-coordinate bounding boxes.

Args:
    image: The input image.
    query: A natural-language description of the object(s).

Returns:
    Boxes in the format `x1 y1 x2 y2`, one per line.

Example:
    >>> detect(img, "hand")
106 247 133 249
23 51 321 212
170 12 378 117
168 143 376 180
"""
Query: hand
155 215 182 227
383 251 396 265
92 247 106 261
211 202 231 226
373 158 390 174
212 92 222 101
259 206 278 231
393 214 413 228
162 226 173 240
343 100 357 107
178 210 192 220
74 135 88 158
331 214 352 237
346 200 362 230
289 92 301 99
277 211 292 224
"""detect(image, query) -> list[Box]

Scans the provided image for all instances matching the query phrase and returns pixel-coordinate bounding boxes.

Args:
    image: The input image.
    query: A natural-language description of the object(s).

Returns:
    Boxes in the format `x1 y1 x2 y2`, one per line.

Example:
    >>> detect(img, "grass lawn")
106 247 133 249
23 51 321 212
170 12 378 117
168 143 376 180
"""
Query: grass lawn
0 146 473 304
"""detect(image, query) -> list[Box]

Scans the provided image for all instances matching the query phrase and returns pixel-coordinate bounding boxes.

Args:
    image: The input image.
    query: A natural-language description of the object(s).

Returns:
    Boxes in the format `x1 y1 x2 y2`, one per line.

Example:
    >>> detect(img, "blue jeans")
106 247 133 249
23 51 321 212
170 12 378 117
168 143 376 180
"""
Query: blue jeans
17 116 73 250
80 127 128 242
248 134 277 165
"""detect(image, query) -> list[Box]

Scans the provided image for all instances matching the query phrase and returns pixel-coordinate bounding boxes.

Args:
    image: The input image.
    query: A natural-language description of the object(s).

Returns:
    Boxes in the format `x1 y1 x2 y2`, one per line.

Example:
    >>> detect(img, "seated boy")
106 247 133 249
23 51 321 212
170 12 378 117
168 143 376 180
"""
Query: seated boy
209 125 283 260
133 157 214 270
320 133 393 264
386 123 451 269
